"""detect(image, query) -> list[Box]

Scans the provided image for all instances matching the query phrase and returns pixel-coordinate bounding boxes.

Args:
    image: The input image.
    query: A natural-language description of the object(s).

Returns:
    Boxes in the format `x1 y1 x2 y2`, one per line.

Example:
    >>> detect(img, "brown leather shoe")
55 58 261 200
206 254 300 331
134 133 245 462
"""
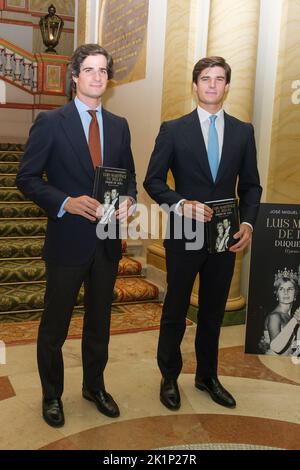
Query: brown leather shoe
42 398 65 427
160 378 181 410
195 376 236 408
82 388 120 418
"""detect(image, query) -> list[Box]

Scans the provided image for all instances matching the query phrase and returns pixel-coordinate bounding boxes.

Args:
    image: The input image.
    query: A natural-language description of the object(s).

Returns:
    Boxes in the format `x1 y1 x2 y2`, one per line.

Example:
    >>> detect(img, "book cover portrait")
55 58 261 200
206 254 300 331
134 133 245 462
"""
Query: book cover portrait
92 167 128 224
205 198 239 254
245 203 300 357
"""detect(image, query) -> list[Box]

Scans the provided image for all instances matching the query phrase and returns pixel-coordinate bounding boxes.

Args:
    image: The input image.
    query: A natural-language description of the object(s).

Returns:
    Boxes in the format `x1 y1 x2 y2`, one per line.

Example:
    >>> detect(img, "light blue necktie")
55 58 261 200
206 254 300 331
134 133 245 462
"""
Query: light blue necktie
207 115 219 181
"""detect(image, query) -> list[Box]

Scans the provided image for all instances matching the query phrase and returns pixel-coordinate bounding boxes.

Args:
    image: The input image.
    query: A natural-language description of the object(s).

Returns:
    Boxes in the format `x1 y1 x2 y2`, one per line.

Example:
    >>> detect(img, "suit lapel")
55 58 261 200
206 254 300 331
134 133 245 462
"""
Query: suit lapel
60 101 94 179
215 112 234 183
183 109 213 182
102 108 113 166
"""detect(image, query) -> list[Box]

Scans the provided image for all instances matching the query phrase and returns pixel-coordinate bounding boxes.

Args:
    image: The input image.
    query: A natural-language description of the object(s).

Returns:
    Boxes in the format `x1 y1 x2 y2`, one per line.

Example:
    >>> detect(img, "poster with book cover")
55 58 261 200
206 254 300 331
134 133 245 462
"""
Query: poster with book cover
205 198 240 253
245 203 300 357
92 166 128 224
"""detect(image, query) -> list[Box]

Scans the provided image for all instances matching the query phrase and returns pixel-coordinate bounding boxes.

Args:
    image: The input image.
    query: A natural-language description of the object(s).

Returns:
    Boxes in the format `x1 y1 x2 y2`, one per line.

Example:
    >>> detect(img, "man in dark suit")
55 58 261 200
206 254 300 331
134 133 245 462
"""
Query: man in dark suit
144 56 262 410
16 44 137 427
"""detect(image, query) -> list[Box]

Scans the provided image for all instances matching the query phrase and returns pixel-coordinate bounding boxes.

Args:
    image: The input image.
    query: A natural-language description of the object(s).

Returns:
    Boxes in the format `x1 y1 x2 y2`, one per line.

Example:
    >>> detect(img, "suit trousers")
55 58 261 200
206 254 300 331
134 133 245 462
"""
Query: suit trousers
158 248 236 380
37 242 119 399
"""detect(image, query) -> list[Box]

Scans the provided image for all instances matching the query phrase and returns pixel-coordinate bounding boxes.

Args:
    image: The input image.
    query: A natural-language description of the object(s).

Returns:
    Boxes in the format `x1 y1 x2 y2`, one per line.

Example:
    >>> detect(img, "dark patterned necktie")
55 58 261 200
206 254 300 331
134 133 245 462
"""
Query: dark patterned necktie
88 110 102 168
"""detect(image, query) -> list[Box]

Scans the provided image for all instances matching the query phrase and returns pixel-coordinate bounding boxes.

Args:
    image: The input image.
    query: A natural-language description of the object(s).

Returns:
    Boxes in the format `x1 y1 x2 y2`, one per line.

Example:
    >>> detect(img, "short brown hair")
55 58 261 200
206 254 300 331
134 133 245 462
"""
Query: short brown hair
70 43 114 80
193 56 231 84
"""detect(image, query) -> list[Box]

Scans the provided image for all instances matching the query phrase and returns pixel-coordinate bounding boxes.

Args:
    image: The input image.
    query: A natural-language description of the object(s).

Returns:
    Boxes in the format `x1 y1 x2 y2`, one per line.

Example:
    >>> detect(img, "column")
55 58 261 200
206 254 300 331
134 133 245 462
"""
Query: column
147 0 210 270
204 0 260 310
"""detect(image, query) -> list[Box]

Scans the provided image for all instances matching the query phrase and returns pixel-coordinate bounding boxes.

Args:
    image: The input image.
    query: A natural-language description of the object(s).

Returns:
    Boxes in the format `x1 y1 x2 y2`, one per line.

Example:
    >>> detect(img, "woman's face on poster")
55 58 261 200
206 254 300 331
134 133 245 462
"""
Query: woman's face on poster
277 280 295 304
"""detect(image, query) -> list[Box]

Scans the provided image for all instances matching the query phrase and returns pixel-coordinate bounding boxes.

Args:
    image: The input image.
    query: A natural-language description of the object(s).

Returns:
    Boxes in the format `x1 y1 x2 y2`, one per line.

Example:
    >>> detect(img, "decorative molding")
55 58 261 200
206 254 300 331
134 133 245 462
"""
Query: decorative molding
2 0 74 20
30 12 74 22
0 18 74 32
4 0 29 12
0 102 60 109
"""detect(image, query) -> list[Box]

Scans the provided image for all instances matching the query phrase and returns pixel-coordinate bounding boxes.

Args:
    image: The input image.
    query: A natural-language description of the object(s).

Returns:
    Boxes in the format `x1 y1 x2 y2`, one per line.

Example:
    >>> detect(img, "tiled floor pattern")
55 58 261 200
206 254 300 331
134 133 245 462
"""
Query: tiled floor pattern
0 322 300 450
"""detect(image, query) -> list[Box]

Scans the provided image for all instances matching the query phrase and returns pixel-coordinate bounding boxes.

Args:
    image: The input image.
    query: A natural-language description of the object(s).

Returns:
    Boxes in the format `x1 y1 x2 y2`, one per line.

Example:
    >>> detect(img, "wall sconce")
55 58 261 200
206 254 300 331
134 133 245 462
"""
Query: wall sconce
39 4 64 54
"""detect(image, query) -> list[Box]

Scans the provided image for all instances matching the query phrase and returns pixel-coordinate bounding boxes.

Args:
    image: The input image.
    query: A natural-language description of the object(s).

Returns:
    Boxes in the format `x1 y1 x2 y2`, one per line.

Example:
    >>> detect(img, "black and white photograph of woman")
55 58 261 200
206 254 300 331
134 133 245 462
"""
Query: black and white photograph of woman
98 190 119 225
215 222 227 252
214 218 231 252
258 268 300 356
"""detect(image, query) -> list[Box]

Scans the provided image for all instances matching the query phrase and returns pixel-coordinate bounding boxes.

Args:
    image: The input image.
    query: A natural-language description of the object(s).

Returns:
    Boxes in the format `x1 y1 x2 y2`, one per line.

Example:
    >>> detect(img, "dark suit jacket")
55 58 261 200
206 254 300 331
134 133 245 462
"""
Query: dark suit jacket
143 109 262 252
16 100 137 265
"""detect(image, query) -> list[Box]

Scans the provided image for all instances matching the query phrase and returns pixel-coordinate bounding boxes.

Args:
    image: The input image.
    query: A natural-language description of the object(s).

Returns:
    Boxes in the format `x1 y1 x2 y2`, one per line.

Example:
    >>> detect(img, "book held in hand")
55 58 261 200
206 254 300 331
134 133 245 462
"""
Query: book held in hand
92 166 128 224
205 198 239 253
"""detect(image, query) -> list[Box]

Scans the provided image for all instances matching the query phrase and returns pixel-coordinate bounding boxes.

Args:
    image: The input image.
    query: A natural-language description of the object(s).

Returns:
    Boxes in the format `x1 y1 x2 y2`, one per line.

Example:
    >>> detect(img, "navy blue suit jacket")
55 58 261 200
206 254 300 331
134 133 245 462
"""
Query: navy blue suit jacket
16 101 137 265
143 109 262 252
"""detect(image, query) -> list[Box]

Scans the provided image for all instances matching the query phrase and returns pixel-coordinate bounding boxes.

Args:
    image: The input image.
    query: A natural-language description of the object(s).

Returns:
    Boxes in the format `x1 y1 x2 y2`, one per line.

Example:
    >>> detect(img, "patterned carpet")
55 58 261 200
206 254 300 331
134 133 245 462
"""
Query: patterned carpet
1 302 194 346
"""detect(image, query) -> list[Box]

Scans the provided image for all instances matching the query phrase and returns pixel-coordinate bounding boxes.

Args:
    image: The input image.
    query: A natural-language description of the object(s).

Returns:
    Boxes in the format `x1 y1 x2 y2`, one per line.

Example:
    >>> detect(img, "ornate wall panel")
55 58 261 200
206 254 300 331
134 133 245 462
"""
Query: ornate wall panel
99 0 149 85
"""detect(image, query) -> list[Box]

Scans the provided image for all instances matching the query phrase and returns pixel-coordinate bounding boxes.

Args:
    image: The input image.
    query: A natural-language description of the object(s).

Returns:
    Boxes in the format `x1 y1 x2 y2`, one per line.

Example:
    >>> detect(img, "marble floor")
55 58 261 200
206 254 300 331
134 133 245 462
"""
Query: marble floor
0 323 300 450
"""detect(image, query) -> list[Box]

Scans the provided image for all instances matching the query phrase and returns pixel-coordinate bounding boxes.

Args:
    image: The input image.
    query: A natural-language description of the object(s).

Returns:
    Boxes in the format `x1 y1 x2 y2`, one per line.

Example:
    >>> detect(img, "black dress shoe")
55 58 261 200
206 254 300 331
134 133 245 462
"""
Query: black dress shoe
160 378 181 410
42 398 65 427
82 388 120 418
195 376 236 408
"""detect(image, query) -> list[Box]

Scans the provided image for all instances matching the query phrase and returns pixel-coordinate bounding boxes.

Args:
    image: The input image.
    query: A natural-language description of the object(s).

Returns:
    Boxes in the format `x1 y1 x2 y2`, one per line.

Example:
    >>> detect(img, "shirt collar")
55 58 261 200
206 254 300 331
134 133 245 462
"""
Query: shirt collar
74 96 102 115
197 105 224 124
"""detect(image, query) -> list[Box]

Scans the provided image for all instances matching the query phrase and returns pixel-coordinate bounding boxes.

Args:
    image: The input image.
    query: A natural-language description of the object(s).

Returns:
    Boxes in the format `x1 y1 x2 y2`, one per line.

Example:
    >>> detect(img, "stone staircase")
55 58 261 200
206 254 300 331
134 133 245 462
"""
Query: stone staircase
0 143 160 318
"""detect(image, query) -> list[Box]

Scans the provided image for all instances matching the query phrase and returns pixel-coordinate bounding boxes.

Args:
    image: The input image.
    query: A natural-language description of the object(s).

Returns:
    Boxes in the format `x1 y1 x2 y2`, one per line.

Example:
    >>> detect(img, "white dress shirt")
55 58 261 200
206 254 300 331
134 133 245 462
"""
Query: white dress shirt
197 106 224 161
175 106 253 231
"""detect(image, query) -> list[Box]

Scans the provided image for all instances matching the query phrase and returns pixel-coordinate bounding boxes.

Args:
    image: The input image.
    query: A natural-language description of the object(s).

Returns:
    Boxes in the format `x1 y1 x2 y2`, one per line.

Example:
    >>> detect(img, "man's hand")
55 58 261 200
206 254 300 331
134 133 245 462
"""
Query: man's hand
115 197 134 221
64 196 100 222
95 203 105 219
182 200 213 222
229 223 252 252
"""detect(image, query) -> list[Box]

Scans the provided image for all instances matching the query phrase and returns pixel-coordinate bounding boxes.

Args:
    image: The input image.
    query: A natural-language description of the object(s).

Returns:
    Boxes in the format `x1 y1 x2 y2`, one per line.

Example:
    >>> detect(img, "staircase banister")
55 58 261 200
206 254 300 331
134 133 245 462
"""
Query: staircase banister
0 38 35 62
0 38 70 99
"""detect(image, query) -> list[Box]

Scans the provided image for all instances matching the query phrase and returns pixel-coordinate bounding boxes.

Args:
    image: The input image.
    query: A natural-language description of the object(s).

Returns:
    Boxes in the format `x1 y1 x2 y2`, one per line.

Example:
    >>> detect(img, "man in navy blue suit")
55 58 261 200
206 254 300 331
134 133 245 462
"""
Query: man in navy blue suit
144 57 262 411
16 44 137 427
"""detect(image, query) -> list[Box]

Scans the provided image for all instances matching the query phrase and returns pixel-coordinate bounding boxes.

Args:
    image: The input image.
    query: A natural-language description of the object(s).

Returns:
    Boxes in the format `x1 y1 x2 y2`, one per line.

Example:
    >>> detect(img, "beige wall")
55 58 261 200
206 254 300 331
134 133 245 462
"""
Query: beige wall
207 0 259 121
101 0 168 207
161 0 204 121
0 83 34 141
76 0 88 46
266 0 300 204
